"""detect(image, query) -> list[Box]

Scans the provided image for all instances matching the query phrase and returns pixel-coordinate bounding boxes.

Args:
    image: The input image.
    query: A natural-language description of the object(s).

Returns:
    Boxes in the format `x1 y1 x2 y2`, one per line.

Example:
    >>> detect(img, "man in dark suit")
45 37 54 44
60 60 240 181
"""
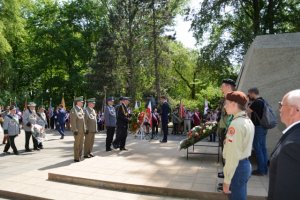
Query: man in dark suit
160 96 170 143
268 89 300 200
113 97 131 151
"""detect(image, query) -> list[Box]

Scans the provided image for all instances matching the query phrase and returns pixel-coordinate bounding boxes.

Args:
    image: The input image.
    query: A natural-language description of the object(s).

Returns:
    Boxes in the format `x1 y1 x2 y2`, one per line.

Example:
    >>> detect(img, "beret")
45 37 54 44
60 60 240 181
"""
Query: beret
226 91 248 107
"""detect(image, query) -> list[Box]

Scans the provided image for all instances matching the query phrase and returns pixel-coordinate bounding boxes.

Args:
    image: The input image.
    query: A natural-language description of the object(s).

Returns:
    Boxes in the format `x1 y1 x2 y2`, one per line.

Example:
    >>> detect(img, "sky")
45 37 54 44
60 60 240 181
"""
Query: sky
173 0 200 49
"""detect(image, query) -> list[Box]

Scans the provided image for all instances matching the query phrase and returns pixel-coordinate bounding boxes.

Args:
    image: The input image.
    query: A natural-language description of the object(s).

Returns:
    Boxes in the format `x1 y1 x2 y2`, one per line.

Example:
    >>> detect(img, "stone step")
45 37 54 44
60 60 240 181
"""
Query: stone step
48 172 265 200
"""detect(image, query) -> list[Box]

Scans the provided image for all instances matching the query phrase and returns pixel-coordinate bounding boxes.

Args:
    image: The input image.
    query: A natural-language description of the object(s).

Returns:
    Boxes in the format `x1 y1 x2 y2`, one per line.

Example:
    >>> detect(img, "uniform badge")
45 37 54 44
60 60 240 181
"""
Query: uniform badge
228 127 235 136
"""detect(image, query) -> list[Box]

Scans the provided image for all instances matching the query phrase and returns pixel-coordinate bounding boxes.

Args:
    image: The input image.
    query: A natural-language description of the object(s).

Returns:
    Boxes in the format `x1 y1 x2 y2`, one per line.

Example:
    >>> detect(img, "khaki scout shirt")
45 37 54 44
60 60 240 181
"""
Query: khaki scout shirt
70 106 86 133
84 107 97 133
223 111 254 184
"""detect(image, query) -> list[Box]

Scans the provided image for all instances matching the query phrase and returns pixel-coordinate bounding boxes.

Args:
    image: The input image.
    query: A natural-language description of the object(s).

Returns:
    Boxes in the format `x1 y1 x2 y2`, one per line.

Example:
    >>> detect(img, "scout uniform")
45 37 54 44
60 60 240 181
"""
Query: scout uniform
223 91 254 200
70 96 86 162
23 102 39 151
84 98 97 158
3 106 20 155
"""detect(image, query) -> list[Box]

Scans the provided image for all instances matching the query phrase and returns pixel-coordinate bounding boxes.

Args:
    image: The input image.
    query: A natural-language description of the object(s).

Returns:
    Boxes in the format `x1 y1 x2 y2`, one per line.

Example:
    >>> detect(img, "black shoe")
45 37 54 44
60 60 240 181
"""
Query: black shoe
218 172 224 178
38 146 44 149
60 136 64 139
3 151 10 154
252 170 264 176
14 151 19 155
106 148 112 152
160 140 167 143
25 149 32 152
74 159 80 162
120 148 128 151
33 148 40 151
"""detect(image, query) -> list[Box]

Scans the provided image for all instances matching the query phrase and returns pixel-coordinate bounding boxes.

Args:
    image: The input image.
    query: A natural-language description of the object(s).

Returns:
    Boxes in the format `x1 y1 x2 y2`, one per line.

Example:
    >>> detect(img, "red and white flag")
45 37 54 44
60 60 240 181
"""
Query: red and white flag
179 100 185 119
146 101 152 127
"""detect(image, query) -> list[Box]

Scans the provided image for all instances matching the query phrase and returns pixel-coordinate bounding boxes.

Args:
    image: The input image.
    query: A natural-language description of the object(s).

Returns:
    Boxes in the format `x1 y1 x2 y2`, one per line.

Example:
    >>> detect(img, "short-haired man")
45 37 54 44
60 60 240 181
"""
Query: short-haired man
23 102 39 151
217 79 236 180
160 96 170 143
268 89 300 200
247 87 268 176
84 98 97 158
70 96 86 162
104 97 116 151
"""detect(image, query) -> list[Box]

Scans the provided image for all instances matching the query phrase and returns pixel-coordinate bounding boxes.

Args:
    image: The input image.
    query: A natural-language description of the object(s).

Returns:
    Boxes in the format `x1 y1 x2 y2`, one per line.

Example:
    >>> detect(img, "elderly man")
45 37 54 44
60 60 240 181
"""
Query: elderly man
268 89 300 200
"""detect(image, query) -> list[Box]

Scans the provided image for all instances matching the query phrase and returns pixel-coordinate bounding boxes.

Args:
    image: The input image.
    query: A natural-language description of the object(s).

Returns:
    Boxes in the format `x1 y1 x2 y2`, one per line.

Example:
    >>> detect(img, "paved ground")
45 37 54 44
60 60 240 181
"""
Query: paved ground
0 129 268 199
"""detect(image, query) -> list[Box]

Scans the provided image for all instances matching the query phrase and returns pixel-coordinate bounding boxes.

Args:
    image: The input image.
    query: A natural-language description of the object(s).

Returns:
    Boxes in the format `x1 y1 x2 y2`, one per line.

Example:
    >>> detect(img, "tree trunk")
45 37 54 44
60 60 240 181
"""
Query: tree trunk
152 0 161 100
266 0 275 34
252 0 260 36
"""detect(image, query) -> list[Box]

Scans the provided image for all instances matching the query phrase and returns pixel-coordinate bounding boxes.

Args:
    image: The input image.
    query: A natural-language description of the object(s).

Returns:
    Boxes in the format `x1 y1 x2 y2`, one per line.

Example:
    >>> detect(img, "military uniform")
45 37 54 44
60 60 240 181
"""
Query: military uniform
23 102 39 151
104 97 116 151
223 111 254 200
70 97 86 162
84 98 97 158
3 106 20 154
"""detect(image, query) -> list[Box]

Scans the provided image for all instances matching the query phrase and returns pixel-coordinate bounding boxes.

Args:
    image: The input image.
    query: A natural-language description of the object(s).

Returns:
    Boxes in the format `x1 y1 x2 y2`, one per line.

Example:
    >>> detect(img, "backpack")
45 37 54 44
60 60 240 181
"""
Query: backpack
255 98 278 129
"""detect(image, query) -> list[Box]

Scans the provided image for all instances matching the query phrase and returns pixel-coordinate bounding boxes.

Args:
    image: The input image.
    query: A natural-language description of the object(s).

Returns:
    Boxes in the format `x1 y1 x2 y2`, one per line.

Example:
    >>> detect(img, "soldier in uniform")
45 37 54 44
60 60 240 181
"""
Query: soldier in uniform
104 97 116 152
84 98 97 158
70 96 86 162
222 91 254 200
217 79 236 181
23 102 39 151
113 97 130 151
3 106 20 155
36 105 48 149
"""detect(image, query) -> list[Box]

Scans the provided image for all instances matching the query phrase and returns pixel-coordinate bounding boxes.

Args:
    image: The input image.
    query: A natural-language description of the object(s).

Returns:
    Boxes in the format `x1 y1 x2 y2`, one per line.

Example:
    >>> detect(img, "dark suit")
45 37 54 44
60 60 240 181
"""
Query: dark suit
268 122 300 200
161 101 170 141
113 103 129 149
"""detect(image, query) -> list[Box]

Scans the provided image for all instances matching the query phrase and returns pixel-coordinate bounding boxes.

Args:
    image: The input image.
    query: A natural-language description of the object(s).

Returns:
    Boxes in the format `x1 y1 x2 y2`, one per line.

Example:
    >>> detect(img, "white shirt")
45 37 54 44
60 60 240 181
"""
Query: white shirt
282 121 300 134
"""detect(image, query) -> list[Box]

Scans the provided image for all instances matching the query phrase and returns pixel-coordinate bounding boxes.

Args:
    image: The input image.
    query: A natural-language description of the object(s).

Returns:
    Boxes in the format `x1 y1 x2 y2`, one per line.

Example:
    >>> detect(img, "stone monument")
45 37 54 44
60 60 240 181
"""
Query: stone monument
236 32 300 154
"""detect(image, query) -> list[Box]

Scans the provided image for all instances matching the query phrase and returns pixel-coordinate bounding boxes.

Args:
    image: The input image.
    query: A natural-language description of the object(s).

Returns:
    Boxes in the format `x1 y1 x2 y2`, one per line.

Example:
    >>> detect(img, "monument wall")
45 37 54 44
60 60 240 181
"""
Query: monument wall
236 32 300 154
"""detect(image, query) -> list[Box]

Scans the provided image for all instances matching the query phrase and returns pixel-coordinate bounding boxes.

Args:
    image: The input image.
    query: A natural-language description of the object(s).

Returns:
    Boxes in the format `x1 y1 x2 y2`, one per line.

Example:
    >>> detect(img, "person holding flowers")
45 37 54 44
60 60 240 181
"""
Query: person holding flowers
222 91 254 200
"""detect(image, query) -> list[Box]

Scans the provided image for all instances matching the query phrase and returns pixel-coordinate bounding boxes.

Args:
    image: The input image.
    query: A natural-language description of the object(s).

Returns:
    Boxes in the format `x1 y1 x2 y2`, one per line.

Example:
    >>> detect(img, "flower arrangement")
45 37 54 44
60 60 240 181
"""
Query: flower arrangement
178 121 218 150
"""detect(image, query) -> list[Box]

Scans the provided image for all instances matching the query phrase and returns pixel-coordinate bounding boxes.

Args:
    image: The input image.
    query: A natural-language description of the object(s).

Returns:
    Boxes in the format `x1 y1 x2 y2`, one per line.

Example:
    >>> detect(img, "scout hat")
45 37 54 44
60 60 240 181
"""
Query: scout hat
87 98 96 103
222 79 236 87
27 102 36 107
107 97 114 102
9 105 17 110
74 96 84 102
225 91 248 107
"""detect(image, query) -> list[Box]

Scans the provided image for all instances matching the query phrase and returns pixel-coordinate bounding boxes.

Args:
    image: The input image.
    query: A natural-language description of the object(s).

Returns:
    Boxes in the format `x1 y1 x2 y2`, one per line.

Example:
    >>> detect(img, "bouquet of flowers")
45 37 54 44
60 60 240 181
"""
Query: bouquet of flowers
178 121 218 150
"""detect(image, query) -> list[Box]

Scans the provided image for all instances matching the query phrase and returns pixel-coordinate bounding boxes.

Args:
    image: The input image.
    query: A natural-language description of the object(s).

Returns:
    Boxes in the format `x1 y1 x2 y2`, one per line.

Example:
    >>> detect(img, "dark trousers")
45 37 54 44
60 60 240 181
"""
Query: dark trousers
25 131 38 150
106 127 115 150
172 123 179 134
50 116 55 129
113 125 128 149
152 123 158 137
162 120 168 141
4 135 18 153
56 122 65 136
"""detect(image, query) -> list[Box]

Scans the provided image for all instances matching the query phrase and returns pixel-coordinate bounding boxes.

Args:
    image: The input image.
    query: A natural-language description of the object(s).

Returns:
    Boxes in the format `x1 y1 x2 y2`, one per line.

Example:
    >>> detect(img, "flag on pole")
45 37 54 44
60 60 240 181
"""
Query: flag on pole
146 101 152 127
179 99 185 119
61 93 66 109
134 101 139 110
49 98 54 118
24 95 28 111
204 99 209 115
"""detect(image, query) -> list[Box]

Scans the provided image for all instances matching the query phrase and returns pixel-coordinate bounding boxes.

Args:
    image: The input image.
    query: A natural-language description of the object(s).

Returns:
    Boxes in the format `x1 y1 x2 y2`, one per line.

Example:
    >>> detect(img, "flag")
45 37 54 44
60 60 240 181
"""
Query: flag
134 101 139 110
24 96 28 111
179 99 185 119
146 101 152 127
204 99 209 115
61 94 66 109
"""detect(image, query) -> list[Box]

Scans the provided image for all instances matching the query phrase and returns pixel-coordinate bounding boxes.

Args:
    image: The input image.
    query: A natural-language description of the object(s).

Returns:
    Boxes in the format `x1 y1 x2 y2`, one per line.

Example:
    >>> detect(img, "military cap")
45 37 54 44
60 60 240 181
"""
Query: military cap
122 97 131 101
107 97 114 102
28 102 36 107
226 91 248 107
74 96 84 102
87 98 96 103
222 79 236 87
9 105 17 110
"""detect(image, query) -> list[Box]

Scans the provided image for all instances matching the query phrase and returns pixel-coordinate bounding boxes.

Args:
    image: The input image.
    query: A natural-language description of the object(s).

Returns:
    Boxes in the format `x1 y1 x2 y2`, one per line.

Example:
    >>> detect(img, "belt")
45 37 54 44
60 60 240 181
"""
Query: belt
240 158 249 161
